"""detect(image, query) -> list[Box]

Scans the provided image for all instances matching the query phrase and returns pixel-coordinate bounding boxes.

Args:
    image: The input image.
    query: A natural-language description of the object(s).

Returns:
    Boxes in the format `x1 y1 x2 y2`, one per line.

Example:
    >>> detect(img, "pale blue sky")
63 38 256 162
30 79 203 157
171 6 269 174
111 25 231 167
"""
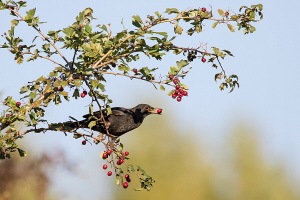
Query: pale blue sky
1 0 300 199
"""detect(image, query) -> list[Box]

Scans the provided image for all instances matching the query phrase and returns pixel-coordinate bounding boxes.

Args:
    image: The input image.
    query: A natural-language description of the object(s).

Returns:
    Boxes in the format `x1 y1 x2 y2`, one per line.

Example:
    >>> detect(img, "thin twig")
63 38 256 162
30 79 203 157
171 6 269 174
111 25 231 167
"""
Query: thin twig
11 9 69 65
20 52 64 67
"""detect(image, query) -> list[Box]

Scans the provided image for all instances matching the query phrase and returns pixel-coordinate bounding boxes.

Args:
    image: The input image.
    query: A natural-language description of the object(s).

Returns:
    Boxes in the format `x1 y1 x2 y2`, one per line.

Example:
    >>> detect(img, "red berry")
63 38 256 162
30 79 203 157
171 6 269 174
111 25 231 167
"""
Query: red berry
102 153 108 159
82 140 86 145
16 102 21 107
133 68 138 73
117 159 124 165
177 97 182 102
107 171 112 176
201 57 206 63
124 174 130 179
156 109 163 114
123 182 129 188
58 87 64 91
126 177 131 182
169 75 174 80
175 85 180 90
111 63 116 67
178 89 183 94
124 151 129 156
5 114 11 118
80 93 86 98
106 149 112 154
182 91 188 96
18 45 22 48
83 91 88 95
103 164 108 169
173 78 179 84
202 7 206 12
172 93 177 99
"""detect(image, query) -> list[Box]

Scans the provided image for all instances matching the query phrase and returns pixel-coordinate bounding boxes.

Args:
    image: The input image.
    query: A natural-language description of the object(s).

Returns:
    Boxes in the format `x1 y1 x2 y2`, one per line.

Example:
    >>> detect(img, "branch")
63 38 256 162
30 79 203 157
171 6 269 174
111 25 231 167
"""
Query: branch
20 52 64 67
95 71 172 86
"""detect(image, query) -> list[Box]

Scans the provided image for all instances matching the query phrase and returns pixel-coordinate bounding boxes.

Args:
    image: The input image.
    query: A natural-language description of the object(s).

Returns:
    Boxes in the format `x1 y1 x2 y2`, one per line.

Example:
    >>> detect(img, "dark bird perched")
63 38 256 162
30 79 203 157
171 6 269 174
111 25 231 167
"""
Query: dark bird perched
66 104 162 137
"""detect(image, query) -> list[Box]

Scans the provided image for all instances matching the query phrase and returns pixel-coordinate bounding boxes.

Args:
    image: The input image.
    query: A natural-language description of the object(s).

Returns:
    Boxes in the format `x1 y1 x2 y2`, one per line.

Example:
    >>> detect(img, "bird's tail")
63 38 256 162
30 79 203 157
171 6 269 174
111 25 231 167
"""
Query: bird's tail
49 120 84 131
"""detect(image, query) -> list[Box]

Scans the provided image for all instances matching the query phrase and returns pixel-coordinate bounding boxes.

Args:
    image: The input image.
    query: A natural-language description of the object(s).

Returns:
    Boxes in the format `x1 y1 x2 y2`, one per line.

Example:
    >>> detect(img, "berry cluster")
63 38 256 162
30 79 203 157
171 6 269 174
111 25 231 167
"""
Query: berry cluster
101 149 131 188
123 174 131 188
183 49 207 63
168 75 188 102
186 50 197 62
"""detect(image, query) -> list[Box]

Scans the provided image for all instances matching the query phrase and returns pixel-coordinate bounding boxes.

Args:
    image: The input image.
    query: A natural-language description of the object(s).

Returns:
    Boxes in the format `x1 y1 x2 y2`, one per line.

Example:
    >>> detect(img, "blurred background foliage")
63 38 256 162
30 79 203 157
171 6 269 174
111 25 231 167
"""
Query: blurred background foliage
1 114 299 200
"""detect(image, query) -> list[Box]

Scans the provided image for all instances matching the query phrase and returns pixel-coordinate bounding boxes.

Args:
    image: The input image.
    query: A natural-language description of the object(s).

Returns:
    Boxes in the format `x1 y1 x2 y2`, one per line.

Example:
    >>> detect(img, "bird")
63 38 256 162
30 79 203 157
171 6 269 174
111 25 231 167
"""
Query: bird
63 104 162 137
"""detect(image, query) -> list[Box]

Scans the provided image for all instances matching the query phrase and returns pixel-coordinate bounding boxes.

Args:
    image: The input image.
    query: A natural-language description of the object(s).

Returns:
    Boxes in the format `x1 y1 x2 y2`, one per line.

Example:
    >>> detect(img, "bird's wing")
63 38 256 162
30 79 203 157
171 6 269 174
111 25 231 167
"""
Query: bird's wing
82 107 126 119
111 110 126 116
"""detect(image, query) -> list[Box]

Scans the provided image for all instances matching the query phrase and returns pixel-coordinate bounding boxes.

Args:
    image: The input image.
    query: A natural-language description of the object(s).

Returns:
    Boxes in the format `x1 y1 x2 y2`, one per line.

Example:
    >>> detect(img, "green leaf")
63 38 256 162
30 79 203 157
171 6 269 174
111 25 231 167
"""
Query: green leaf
214 73 223 82
212 22 218 28
73 134 82 139
11 19 19 26
84 24 92 33
73 88 79 99
229 74 239 81
20 86 29 94
159 85 165 91
169 66 178 74
88 121 96 129
222 50 234 56
132 15 142 28
249 26 256 33
128 164 135 172
154 32 168 39
17 148 26 157
227 24 235 32
99 24 108 32
167 89 175 96
176 60 188 70
62 27 74 36
25 8 36 19
154 11 162 17
83 7 93 15
174 21 183 35
105 106 112 115
89 104 94 115
230 15 238 20
115 175 122 186
212 47 220 55
132 15 142 22
165 8 179 14
217 9 224 17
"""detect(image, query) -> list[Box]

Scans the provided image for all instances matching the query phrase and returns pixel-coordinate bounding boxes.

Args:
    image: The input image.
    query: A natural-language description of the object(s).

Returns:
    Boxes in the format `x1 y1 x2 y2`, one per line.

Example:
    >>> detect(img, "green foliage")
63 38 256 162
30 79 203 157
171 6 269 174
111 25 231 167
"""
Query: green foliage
0 0 263 190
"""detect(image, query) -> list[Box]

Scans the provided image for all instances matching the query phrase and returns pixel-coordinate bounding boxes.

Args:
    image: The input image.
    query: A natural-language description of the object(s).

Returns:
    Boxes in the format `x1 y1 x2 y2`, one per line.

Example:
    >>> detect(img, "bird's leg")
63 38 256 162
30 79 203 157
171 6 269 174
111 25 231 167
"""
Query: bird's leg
108 136 118 149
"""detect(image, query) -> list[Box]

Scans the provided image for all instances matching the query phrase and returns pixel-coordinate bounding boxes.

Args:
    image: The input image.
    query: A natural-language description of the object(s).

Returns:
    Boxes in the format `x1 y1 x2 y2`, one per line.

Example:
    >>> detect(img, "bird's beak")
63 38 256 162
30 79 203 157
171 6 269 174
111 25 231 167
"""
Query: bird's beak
148 108 163 114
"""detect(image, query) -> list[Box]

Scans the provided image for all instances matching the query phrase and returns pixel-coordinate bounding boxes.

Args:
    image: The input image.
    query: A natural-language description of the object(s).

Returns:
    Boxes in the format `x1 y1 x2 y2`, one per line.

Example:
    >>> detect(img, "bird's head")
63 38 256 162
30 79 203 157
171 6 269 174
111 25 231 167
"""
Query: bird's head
134 104 163 116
